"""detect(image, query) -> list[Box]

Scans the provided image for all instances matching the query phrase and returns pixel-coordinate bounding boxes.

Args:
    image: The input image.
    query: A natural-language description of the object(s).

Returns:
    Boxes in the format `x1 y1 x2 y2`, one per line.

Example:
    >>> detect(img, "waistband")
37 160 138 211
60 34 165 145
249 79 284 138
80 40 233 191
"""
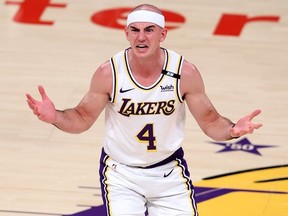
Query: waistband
139 147 184 169
101 147 184 169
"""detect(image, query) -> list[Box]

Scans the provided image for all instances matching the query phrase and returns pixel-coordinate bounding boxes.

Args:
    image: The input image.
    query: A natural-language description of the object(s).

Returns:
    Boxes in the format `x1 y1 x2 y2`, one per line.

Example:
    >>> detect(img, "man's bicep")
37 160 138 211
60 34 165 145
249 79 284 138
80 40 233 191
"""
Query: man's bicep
75 66 111 124
76 91 109 124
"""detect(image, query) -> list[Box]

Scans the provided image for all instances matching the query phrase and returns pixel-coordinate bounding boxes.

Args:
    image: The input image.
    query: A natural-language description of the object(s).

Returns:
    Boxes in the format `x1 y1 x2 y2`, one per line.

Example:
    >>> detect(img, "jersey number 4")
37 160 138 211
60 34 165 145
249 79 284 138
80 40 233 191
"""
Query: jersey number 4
137 123 157 151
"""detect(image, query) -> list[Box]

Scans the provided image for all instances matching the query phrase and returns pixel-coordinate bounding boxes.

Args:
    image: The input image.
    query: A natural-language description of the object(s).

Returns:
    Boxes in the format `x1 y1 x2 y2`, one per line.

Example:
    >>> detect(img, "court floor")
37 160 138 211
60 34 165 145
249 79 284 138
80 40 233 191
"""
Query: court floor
0 0 287 215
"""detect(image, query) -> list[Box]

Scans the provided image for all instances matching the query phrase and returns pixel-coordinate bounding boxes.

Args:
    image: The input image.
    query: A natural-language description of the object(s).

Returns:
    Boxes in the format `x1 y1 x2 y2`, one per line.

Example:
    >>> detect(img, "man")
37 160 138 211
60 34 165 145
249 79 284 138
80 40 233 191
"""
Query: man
26 4 262 216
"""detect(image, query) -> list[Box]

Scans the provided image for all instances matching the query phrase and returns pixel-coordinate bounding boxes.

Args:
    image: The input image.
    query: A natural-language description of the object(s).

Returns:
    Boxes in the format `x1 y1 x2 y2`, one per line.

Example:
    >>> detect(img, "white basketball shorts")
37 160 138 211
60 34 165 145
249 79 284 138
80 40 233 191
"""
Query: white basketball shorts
99 148 199 216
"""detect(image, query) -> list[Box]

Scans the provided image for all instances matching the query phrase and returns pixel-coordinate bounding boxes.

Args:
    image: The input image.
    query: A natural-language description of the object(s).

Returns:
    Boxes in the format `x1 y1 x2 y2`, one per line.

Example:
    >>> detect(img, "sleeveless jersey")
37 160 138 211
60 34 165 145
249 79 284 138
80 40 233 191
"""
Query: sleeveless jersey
103 48 186 167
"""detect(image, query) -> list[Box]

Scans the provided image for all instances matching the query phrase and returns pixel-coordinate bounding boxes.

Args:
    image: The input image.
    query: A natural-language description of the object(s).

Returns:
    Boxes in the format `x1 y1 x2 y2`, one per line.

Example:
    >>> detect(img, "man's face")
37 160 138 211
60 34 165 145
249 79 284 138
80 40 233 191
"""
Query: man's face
125 22 167 58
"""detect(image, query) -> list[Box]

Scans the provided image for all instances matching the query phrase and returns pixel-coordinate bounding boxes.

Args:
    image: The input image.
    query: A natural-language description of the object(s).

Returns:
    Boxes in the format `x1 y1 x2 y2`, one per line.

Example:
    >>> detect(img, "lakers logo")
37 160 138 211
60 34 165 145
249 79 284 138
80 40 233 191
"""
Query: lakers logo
118 98 176 117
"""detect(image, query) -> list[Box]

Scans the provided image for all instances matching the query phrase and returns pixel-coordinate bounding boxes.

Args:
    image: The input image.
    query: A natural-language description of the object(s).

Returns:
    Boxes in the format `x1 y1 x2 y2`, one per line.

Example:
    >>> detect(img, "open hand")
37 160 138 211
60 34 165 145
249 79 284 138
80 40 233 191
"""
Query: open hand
26 85 57 123
230 109 263 138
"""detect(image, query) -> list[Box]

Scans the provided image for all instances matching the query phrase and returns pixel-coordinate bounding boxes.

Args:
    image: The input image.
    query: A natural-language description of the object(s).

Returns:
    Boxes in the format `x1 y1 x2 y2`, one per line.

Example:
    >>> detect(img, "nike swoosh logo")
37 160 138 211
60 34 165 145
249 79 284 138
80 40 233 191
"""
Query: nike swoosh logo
164 168 174 178
119 87 135 93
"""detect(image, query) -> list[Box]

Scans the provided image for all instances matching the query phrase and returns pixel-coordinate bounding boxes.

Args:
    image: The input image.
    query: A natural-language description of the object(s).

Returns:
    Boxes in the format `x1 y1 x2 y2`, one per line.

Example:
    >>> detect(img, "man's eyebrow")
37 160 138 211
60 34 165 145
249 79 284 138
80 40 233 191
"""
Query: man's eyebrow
129 26 139 30
145 25 156 29
129 25 156 30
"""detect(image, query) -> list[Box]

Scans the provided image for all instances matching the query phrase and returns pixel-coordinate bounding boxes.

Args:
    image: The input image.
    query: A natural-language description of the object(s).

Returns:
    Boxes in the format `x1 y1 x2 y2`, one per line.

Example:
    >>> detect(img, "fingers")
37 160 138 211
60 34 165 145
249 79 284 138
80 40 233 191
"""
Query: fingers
248 109 263 129
253 123 263 129
26 98 40 117
38 85 48 100
248 123 263 134
26 86 44 116
26 93 37 105
26 85 47 104
248 109 261 120
26 98 35 109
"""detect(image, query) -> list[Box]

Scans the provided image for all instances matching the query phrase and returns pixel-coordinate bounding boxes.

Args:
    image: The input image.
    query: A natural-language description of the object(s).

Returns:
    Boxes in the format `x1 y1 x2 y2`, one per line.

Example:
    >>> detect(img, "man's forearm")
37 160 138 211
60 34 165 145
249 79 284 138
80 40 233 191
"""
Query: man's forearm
52 108 91 134
205 116 237 141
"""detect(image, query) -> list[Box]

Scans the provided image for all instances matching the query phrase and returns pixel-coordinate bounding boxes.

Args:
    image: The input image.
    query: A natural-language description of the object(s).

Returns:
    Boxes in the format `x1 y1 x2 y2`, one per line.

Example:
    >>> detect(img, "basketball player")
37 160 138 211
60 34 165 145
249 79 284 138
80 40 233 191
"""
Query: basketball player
26 4 263 216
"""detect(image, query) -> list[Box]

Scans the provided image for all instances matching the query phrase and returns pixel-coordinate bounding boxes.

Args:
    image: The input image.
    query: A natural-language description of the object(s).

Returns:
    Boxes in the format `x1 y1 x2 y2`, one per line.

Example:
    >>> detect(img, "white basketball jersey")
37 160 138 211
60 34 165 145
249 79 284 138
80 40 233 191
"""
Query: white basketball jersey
103 48 186 167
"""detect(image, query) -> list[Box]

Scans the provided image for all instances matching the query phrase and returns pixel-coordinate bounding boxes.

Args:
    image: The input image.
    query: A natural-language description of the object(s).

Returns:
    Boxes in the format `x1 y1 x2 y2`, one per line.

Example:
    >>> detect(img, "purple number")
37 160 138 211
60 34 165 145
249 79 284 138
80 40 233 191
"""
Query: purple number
137 124 157 151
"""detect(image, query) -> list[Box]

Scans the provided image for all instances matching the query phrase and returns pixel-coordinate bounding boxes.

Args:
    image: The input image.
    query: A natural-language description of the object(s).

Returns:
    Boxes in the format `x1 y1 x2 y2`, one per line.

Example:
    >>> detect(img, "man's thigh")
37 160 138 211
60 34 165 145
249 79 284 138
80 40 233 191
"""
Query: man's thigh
145 159 198 216
100 158 147 216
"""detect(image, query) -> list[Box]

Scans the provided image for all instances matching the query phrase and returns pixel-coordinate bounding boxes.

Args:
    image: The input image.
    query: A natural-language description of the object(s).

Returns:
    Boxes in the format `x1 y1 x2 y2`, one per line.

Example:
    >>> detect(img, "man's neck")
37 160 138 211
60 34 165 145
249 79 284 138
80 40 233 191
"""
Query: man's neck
127 48 165 86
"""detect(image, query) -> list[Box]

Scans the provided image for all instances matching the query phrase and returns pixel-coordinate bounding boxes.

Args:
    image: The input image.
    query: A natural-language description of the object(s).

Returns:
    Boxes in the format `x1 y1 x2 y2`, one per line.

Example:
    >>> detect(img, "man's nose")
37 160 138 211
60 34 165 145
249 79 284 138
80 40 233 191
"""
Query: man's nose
137 30 146 41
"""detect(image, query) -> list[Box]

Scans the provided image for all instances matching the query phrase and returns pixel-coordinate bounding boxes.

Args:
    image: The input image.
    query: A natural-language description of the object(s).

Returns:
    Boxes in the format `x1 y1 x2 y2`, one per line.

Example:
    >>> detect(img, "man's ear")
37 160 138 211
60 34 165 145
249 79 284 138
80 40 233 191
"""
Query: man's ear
124 26 129 41
160 28 168 42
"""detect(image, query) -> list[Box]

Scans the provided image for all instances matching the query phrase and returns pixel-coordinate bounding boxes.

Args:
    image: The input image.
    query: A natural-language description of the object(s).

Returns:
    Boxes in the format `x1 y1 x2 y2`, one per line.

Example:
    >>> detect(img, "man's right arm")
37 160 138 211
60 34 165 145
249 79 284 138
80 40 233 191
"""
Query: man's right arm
26 61 112 134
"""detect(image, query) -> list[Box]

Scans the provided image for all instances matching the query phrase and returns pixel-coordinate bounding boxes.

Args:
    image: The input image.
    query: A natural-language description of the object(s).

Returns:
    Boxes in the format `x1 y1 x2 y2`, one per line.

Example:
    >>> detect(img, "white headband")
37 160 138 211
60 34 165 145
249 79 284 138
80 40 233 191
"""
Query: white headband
126 10 165 28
